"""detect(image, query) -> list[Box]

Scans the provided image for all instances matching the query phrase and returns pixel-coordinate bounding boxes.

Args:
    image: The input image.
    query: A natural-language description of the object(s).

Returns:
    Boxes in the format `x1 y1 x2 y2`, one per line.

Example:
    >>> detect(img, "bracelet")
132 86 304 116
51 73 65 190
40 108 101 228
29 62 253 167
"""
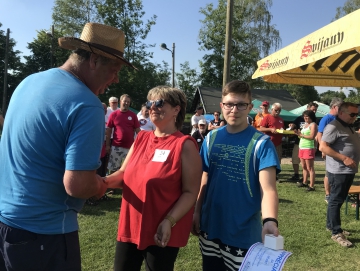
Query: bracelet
164 215 176 227
263 217 278 227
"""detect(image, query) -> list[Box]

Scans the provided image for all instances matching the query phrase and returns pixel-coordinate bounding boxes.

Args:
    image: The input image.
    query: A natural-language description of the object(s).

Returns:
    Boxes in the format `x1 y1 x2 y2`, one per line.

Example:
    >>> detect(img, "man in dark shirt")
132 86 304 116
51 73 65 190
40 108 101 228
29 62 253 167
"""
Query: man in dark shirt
192 119 208 150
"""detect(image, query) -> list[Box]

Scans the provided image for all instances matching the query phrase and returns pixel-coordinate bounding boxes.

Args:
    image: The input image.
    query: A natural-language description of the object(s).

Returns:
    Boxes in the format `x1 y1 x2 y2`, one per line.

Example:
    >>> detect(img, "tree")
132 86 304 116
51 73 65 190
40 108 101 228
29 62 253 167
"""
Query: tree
319 90 346 105
197 0 281 87
52 0 100 36
264 83 320 105
176 62 201 112
21 29 70 78
0 23 24 114
334 0 360 19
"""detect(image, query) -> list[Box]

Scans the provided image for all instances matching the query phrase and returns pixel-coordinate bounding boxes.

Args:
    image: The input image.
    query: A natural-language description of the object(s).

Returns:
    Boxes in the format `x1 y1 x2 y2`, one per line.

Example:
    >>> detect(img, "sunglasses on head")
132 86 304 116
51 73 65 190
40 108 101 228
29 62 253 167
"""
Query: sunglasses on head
145 99 165 110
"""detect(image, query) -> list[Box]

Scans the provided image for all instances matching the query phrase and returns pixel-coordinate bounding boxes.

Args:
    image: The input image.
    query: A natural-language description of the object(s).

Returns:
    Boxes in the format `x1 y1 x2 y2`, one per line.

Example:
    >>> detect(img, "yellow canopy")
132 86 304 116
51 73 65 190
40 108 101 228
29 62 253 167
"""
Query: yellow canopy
252 9 360 87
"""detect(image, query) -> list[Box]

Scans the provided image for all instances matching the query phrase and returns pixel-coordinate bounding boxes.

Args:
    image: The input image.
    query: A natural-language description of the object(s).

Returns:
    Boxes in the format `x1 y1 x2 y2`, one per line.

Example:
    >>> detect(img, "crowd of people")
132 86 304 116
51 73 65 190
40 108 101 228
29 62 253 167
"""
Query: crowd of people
0 21 359 271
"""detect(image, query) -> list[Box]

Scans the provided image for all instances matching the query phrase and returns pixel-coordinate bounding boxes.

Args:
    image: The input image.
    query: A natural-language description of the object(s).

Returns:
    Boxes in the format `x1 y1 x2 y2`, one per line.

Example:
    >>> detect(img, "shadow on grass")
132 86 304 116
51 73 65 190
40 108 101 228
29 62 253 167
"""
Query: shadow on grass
279 198 293 204
80 194 122 216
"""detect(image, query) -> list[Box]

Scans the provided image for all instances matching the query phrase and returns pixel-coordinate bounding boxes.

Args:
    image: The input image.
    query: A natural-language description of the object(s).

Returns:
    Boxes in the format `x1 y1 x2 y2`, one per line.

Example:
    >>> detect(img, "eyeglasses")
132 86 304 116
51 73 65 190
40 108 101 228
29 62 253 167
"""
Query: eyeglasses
345 112 358 117
221 102 250 111
145 99 165 110
214 114 219 116
274 109 281 113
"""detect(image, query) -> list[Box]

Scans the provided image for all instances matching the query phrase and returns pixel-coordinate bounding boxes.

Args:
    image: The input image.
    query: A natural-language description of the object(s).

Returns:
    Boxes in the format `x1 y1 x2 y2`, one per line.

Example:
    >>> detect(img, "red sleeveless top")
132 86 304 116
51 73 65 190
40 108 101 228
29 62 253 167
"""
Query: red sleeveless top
117 130 197 250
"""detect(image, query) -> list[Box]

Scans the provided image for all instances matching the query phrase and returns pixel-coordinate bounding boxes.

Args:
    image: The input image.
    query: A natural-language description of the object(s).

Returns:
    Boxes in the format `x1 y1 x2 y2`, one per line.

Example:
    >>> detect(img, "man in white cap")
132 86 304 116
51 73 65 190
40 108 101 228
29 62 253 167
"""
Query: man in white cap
191 119 208 149
0 23 135 270
106 96 119 125
191 106 206 135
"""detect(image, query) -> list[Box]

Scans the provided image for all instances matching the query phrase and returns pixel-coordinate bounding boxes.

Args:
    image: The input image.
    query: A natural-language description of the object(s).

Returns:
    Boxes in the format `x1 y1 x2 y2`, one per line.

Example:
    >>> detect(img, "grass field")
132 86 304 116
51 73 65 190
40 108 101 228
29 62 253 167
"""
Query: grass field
78 163 360 271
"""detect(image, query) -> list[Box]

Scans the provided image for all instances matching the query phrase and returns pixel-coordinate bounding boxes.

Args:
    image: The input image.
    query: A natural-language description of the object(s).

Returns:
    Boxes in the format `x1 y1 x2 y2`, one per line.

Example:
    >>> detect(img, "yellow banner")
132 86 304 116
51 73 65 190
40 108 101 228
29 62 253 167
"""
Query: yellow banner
252 9 360 87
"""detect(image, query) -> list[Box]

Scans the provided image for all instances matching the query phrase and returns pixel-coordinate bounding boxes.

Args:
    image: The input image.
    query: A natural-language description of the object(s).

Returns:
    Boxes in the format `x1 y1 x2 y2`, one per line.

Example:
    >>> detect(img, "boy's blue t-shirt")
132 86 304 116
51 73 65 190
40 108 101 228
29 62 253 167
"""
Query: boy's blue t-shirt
0 68 104 234
199 125 280 249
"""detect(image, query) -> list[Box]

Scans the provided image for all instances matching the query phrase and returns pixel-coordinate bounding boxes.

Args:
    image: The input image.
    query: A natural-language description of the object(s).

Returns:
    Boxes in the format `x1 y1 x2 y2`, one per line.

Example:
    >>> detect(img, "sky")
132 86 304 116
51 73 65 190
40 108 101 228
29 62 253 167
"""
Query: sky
0 0 355 95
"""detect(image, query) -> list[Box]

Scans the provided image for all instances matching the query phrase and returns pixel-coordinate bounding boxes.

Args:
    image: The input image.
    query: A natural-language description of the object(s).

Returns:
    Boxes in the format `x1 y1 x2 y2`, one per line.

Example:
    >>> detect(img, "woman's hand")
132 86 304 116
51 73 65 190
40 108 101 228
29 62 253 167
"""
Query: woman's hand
154 219 172 247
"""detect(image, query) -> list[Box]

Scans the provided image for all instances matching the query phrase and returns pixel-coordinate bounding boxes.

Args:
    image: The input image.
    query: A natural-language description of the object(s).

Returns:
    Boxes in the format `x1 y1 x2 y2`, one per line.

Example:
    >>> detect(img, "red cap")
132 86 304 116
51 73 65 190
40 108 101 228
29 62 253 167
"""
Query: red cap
262 101 270 106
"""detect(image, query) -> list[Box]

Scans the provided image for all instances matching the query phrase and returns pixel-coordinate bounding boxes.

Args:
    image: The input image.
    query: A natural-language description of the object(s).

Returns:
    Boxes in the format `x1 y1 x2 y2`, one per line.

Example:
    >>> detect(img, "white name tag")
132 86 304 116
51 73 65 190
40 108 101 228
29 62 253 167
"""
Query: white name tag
152 149 170 162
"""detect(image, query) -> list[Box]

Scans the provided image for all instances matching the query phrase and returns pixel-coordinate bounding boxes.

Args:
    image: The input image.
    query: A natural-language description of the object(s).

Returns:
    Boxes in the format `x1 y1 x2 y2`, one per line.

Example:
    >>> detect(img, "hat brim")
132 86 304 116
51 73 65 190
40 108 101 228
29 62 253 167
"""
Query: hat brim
58 37 137 70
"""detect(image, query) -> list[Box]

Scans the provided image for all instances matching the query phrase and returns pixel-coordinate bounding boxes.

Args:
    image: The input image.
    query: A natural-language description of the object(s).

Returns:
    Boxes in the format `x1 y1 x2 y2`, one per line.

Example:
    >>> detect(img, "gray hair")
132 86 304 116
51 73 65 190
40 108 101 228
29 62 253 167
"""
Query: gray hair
330 97 343 109
69 49 120 69
271 102 282 110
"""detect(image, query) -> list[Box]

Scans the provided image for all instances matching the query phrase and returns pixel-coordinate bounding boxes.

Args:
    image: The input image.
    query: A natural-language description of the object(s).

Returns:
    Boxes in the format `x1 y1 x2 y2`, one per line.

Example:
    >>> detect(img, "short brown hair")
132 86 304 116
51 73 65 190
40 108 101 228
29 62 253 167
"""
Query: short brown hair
222 80 252 101
147 86 187 130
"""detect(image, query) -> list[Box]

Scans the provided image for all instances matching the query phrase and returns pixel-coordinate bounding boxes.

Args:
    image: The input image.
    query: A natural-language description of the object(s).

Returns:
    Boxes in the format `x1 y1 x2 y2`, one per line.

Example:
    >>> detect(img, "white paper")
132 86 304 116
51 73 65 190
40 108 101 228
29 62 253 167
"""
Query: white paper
152 149 170 162
239 242 292 271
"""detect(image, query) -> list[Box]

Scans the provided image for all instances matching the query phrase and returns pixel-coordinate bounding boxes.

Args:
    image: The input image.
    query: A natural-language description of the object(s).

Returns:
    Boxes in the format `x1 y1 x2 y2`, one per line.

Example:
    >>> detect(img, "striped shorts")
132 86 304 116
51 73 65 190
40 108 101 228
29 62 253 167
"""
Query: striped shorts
199 231 248 271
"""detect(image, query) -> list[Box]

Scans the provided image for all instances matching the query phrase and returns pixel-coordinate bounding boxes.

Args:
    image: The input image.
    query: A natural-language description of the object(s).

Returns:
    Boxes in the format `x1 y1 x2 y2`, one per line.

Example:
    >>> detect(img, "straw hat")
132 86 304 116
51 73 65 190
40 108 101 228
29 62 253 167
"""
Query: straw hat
58 23 136 69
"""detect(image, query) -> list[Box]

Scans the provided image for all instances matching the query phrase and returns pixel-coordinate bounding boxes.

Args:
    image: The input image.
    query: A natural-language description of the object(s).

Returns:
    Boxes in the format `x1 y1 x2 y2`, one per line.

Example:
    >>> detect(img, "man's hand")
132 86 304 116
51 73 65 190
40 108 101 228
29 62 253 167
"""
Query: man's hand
262 221 279 242
106 145 111 155
93 175 108 200
191 212 200 236
343 156 357 168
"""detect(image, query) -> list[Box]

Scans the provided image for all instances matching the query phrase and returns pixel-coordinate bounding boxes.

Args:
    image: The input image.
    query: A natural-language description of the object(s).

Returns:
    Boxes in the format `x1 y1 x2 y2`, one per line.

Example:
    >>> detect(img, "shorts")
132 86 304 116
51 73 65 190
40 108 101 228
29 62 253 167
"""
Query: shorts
199 231 248 271
291 144 300 164
107 146 129 171
0 222 81 271
299 148 315 160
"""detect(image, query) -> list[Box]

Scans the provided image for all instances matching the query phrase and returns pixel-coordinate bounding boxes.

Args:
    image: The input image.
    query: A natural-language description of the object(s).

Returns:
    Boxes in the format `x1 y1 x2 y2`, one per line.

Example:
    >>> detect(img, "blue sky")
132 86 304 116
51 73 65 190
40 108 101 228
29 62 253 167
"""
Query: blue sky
0 0 354 95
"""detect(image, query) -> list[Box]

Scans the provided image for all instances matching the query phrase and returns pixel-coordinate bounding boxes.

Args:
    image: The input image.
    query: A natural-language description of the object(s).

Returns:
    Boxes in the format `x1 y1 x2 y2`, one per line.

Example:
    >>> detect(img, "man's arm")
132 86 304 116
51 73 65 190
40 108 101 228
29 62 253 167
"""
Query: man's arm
134 127 140 134
259 166 279 241
63 170 107 199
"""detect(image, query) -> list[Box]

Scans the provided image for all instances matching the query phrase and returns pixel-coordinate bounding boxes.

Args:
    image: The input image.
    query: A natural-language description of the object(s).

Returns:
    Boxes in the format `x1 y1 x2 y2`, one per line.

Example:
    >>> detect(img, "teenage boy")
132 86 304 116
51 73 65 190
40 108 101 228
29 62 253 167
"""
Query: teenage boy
192 80 280 271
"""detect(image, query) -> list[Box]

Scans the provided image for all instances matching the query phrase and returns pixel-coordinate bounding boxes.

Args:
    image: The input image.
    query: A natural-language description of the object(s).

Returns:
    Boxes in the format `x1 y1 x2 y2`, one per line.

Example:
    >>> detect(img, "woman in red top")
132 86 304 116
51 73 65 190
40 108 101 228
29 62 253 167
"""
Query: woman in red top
105 86 202 271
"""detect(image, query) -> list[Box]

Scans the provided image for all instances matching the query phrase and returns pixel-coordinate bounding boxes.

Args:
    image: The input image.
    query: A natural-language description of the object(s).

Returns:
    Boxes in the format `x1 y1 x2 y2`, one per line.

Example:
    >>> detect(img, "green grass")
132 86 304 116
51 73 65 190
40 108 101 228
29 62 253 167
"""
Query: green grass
79 164 360 271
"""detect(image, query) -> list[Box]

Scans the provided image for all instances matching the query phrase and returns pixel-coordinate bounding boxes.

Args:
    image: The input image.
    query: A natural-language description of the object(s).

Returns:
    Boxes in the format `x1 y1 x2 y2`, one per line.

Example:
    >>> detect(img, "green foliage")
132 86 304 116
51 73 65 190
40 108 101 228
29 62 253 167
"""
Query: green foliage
52 0 100 36
319 90 346 105
198 0 281 87
0 23 24 113
176 61 201 112
262 83 320 105
334 0 360 19
21 29 70 78
345 89 360 104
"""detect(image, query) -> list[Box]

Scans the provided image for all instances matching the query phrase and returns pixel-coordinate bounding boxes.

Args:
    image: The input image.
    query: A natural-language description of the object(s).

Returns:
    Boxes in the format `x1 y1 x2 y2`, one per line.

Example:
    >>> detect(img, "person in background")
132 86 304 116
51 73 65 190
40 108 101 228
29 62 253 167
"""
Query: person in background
253 100 270 130
0 22 135 270
106 94 140 174
138 103 155 131
106 96 119 125
294 110 318 191
191 106 206 135
208 111 226 131
259 103 284 181
288 102 318 182
320 102 360 247
104 86 202 271
317 97 343 203
192 119 208 149
192 80 280 271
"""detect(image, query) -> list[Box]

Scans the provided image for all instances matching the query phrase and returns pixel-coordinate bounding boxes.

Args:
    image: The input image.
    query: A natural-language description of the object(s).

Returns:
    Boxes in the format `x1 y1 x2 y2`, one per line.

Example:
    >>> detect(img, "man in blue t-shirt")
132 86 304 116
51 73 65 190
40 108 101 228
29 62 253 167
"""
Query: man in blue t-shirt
316 97 343 203
0 23 136 270
192 80 281 271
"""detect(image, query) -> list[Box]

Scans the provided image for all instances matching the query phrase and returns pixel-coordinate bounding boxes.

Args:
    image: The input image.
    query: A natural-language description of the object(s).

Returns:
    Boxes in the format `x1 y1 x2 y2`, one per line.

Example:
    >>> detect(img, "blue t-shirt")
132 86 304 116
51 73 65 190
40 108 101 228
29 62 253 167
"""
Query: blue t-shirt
318 114 336 133
199 126 281 249
0 68 104 234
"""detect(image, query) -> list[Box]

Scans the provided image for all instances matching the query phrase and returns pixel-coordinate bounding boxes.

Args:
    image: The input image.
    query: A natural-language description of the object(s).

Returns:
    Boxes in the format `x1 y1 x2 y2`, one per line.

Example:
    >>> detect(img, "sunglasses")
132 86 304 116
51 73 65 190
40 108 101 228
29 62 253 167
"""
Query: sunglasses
346 112 358 117
145 99 165 110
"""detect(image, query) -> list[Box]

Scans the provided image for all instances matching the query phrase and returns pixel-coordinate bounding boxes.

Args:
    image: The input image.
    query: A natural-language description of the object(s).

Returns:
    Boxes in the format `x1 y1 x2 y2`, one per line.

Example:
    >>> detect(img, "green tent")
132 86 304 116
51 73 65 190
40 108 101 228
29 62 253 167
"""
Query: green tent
129 107 139 114
289 101 329 118
250 99 298 122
